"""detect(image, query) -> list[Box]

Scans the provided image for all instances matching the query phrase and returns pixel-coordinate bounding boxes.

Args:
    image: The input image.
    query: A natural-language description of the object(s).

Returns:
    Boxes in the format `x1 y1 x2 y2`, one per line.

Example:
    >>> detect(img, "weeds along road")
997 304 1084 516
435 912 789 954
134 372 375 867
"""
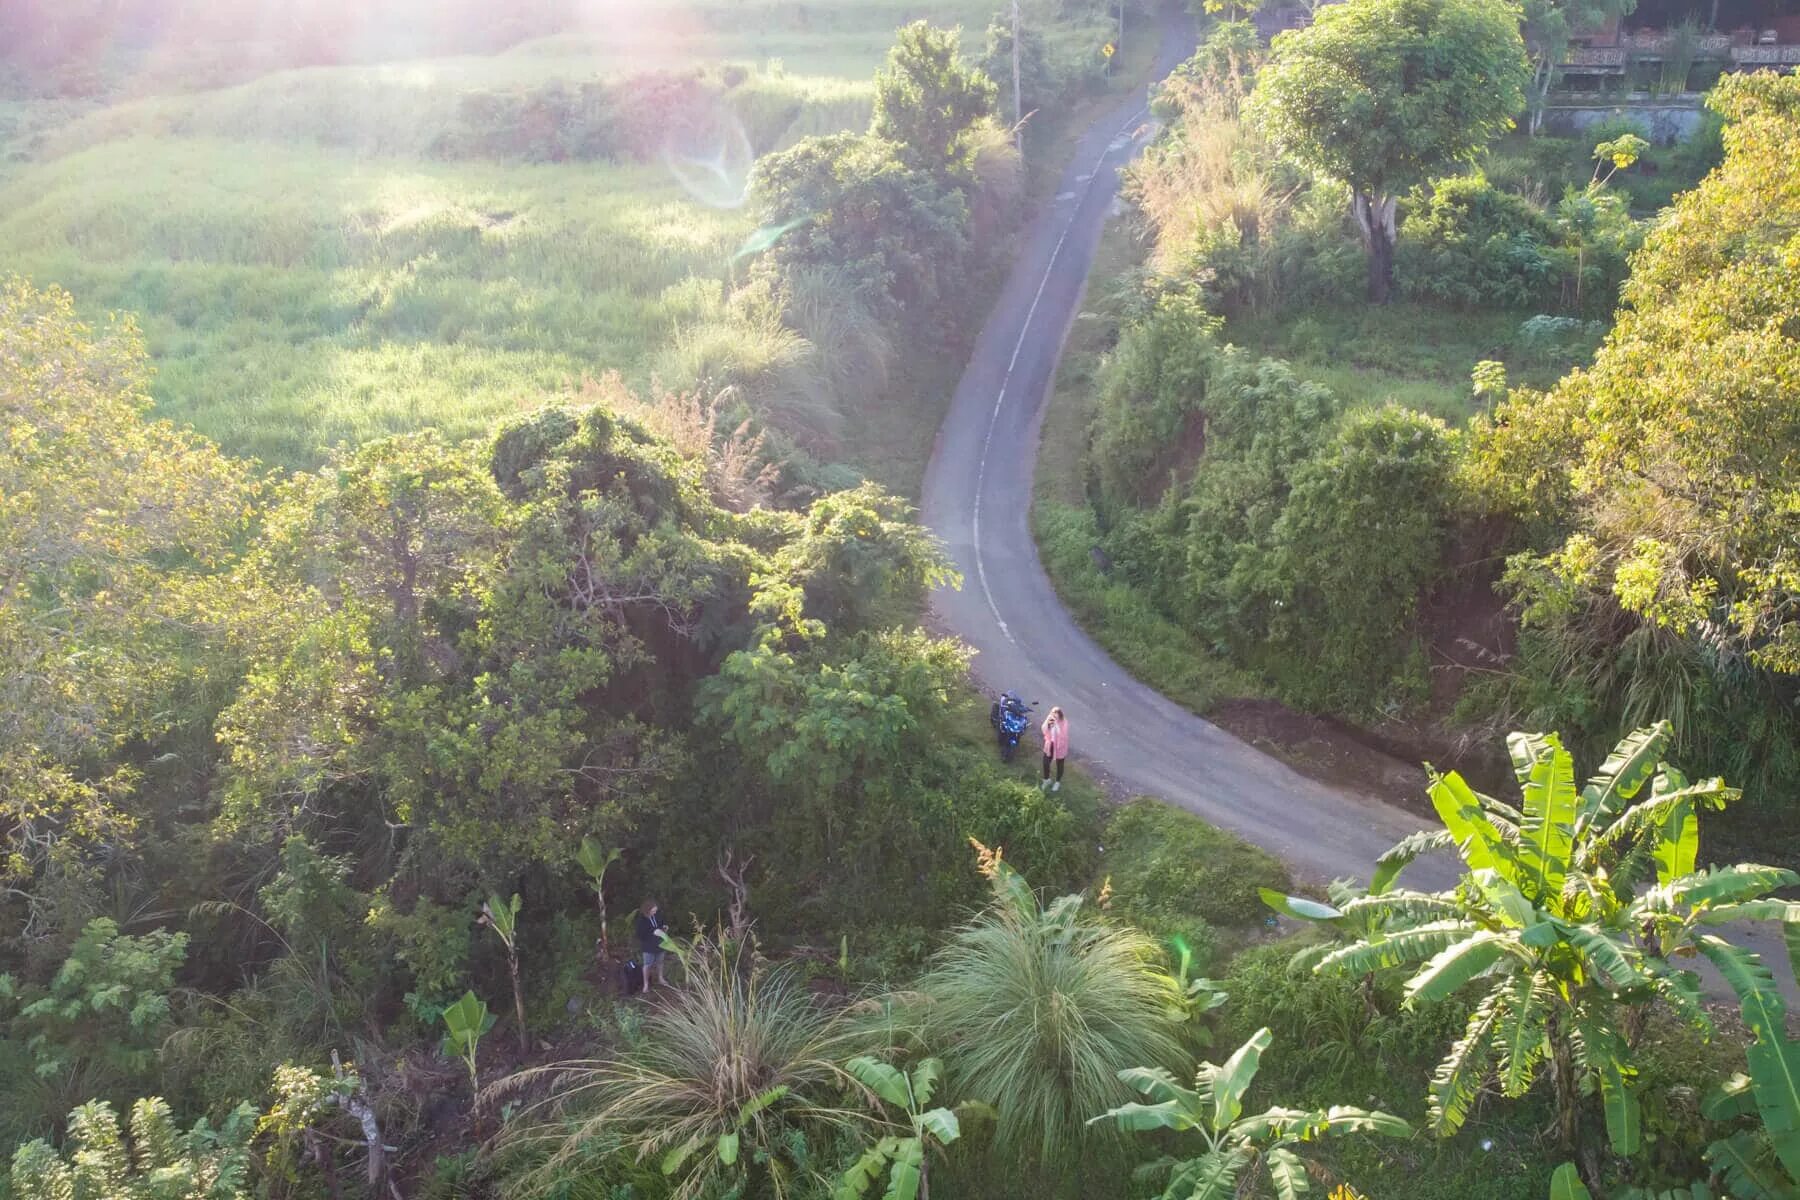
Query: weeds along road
923 3 1453 893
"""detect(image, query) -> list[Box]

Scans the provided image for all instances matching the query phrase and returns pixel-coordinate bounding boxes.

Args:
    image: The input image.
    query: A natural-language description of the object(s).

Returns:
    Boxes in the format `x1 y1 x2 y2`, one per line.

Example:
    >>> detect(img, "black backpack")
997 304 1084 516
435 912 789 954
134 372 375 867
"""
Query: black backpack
621 958 643 993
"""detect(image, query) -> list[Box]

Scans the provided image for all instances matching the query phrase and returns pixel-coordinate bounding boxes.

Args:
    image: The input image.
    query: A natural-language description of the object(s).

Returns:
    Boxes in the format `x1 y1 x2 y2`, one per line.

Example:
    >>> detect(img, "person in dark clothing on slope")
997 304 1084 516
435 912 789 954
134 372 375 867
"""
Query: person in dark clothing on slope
634 899 668 994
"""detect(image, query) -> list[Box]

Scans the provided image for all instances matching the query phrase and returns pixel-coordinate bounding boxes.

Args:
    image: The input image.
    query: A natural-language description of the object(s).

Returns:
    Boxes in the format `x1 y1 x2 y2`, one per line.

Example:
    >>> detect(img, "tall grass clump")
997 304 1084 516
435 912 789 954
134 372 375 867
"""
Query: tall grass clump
496 939 869 1200
912 846 1185 1168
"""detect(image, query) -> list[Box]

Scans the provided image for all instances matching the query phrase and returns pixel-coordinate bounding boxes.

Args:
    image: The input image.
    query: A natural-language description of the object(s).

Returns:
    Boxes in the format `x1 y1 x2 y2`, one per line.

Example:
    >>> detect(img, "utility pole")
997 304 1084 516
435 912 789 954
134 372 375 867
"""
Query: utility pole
1012 0 1022 152
1119 0 1125 49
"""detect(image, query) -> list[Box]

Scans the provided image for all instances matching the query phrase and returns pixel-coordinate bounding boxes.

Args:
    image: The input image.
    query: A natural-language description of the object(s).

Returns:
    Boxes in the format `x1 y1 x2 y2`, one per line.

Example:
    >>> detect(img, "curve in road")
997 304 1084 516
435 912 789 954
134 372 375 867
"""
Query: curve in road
922 5 1450 892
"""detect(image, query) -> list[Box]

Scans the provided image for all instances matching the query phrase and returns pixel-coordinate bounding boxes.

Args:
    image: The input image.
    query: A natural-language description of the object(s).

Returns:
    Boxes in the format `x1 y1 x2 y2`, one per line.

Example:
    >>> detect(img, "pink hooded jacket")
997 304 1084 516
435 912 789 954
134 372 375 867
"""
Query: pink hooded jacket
1041 713 1069 760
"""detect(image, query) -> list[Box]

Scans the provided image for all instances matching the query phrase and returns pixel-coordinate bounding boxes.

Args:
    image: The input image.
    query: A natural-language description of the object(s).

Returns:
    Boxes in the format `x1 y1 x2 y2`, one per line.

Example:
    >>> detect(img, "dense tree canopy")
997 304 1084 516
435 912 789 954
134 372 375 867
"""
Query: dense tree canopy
1250 0 1530 300
1477 73 1800 675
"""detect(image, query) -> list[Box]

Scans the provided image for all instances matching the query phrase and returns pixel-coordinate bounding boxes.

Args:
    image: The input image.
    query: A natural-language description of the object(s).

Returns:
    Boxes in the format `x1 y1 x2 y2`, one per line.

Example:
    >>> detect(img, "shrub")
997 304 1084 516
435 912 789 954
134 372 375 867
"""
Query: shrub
1258 404 1460 713
1088 290 1221 511
1396 173 1559 309
1102 799 1289 935
497 940 868 1200
913 854 1185 1167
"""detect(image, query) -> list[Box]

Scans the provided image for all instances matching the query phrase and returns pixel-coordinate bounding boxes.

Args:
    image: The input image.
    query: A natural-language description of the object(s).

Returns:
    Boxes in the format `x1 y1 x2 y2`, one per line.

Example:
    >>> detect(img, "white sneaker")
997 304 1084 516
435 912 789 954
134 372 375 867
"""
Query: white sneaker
1051 781 1061 793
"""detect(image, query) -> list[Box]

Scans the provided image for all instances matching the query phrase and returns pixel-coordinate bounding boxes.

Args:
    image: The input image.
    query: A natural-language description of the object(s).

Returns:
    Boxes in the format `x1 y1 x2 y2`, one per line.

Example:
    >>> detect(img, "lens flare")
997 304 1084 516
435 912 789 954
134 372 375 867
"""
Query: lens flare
661 100 754 209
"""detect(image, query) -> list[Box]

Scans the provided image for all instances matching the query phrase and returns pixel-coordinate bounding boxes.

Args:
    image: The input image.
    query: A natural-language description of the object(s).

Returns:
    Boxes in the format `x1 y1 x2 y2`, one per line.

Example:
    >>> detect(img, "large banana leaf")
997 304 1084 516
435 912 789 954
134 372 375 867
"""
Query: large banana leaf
1092 1100 1187 1133
1697 936 1787 1036
1210 1028 1271 1132
1264 1147 1309 1200
833 1142 893 1200
1164 1147 1253 1200
1650 771 1697 888
1430 771 1514 878
1551 921 1646 990
1371 830 1456 894
1315 921 1473 975
1548 1162 1593 1200
883 1139 923 1200
1405 931 1515 1004
1704 1130 1789 1200
1510 731 1575 906
1494 974 1549 1098
1336 890 1466 925
1743 1036 1800 1183
1596 1059 1641 1155
1701 1074 1757 1122
1428 985 1505 1135
1592 778 1734 859
1576 722 1670 834
1672 866 1800 909
908 1059 942 1109
1260 890 1343 923
847 1057 910 1109
916 1108 959 1145
1117 1065 1199 1107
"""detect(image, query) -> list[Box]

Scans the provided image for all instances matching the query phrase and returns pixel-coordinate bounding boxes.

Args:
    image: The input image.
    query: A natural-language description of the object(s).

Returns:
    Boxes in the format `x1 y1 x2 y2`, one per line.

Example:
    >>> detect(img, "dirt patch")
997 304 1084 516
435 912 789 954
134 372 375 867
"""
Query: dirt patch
1209 698 1434 814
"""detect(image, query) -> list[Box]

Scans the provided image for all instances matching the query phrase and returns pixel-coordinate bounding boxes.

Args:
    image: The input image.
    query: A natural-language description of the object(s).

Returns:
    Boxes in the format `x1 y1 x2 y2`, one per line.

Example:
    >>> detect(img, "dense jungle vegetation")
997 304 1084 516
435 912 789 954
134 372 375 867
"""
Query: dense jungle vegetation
8 1 1800 1199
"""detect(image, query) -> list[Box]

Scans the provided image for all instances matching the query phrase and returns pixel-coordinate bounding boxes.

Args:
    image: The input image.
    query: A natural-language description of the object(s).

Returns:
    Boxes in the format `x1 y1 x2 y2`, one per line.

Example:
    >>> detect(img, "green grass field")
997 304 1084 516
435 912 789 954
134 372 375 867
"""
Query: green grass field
0 0 1131 473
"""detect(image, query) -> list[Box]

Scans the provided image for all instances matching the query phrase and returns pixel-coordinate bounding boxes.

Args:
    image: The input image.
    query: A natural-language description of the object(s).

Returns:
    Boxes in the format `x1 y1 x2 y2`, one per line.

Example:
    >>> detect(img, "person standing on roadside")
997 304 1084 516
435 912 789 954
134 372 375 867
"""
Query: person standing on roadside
1040 706 1069 792
634 899 668 994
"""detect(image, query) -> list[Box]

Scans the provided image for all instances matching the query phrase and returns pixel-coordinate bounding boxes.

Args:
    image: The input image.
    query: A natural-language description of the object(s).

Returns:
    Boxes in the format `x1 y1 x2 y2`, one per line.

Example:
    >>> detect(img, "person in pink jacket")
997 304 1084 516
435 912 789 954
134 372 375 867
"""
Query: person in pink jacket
1040 706 1069 792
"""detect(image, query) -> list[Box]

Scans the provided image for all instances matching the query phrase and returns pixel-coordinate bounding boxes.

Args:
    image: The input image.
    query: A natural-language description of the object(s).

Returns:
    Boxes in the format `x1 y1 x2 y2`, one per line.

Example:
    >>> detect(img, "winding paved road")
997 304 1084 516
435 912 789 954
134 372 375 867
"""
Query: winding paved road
921 6 1448 893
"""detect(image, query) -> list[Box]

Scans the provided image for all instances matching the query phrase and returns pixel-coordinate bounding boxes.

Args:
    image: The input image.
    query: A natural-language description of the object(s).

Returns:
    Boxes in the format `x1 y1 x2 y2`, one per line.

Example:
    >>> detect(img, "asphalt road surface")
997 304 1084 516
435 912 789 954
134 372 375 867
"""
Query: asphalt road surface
921 3 1455 892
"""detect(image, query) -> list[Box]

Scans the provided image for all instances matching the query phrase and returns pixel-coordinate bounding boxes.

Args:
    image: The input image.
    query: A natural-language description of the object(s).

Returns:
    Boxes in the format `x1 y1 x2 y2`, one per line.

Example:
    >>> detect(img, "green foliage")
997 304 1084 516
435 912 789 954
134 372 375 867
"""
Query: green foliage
871 22 996 179
835 1056 976 1200
11 918 187 1085
9 1097 256 1200
1275 719 1800 1176
499 940 866 1200
1257 404 1459 712
913 851 1186 1167
1475 74 1800 677
1092 1026 1410 1200
1250 0 1531 299
751 131 970 329
1102 800 1291 939
440 990 494 1093
0 277 252 940
1397 174 1561 310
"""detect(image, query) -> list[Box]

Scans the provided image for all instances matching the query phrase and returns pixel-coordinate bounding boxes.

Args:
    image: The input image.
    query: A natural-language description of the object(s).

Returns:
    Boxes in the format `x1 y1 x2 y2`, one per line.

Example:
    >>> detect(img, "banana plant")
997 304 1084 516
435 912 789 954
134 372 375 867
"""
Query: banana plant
1265 721 1800 1185
440 990 494 1096
576 838 622 958
835 1057 985 1200
1091 1027 1409 1200
479 893 529 1051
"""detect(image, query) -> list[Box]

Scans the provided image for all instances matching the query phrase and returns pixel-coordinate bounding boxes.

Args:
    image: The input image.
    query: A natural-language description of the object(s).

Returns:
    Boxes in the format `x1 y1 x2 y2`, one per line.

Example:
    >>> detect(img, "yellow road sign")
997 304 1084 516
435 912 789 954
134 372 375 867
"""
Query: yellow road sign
1101 41 1115 58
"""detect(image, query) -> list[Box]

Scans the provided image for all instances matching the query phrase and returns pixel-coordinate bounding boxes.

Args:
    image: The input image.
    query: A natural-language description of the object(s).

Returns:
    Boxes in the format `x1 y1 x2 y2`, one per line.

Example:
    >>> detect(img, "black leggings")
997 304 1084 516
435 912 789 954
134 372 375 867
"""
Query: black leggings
1042 754 1064 782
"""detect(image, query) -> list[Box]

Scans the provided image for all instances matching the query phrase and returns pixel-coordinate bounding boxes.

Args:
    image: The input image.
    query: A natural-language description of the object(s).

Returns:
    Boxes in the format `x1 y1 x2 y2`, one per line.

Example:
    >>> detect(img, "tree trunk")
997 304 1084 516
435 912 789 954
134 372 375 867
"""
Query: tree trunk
596 887 610 960
508 951 529 1053
1350 191 1397 303
1546 1015 1598 1184
1011 0 1022 151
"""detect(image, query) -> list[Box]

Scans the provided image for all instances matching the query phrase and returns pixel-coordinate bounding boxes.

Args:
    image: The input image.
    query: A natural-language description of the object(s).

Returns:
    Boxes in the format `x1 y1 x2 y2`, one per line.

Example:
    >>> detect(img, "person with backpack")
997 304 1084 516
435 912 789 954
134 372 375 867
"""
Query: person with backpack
633 898 668 994
1040 706 1069 792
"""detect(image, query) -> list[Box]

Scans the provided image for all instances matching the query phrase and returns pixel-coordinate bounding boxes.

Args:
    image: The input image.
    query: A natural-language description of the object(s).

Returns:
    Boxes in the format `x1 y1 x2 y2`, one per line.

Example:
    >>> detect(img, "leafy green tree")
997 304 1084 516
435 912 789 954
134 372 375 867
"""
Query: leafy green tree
913 844 1185 1167
0 277 251 938
9 1098 256 1200
499 940 868 1200
1475 74 1800 675
1522 0 1633 134
1092 1026 1410 1200
751 133 970 325
1269 721 1800 1184
1259 404 1459 713
7 918 187 1085
1249 0 1530 300
872 22 997 180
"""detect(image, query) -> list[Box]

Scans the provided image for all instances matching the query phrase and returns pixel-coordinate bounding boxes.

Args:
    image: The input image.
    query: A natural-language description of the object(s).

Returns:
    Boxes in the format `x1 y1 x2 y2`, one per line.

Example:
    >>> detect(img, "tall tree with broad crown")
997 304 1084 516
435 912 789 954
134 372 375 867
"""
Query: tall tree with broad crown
1249 0 1530 301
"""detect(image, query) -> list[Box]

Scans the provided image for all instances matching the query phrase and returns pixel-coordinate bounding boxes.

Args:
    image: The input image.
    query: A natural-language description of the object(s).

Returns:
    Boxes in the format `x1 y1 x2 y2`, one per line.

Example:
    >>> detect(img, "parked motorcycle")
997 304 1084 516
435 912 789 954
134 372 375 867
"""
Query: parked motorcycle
989 690 1036 762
